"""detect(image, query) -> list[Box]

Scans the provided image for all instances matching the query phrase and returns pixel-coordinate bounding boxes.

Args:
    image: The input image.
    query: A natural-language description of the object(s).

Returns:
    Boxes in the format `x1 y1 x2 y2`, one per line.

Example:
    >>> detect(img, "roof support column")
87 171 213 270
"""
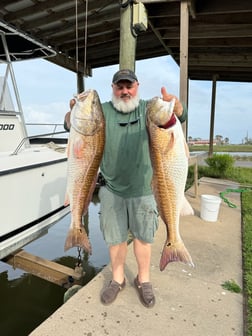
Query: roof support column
119 1 137 71
77 72 84 93
209 75 218 157
179 0 189 137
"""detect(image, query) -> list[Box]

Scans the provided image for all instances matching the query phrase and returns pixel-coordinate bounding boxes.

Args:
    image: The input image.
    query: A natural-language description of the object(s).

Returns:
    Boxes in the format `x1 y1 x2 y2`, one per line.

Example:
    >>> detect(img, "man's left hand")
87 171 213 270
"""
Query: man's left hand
161 87 183 117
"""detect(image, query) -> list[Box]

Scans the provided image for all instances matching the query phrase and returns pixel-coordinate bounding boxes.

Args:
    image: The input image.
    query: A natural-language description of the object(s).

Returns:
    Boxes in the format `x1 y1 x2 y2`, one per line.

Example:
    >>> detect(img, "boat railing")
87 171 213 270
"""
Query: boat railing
25 122 65 134
11 128 68 156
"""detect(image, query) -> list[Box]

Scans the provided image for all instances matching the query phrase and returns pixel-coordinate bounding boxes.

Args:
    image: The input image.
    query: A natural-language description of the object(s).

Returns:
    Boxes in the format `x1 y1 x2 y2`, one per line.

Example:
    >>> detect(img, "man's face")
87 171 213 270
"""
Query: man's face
112 80 139 102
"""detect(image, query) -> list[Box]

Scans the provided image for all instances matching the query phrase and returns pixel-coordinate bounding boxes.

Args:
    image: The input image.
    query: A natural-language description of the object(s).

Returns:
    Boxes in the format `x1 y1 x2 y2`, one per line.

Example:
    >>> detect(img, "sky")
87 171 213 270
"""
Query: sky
9 55 252 144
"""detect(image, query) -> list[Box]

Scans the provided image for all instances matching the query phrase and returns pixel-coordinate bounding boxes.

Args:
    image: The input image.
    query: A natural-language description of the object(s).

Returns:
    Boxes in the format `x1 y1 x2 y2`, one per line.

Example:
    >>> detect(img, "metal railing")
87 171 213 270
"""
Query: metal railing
11 130 68 156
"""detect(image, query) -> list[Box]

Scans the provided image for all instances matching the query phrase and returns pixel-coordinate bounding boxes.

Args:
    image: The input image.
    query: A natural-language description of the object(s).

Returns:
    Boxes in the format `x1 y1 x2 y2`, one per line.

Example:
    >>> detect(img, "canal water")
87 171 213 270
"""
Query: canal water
190 151 252 157
0 194 109 336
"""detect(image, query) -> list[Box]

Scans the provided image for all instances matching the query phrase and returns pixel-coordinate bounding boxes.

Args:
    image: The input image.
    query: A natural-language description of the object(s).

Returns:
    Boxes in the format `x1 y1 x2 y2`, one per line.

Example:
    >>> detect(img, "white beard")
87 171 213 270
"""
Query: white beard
111 93 140 113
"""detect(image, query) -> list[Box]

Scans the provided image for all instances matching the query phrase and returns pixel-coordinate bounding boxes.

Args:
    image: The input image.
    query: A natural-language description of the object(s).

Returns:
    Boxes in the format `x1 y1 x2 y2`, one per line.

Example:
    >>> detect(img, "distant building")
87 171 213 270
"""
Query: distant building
188 139 217 145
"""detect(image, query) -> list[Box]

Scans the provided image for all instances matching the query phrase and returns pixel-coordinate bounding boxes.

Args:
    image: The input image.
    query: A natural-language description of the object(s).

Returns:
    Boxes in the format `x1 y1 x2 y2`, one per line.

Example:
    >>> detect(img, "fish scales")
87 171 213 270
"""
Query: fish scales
146 97 194 271
64 89 105 254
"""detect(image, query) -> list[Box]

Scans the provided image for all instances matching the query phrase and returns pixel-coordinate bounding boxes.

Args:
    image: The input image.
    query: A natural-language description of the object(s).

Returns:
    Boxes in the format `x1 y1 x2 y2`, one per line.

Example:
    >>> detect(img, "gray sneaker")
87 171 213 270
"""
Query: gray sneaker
101 279 126 305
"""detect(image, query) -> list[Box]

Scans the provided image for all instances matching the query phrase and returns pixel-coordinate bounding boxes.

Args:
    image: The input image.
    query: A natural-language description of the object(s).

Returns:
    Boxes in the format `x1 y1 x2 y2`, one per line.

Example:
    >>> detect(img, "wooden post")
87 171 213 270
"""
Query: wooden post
119 1 137 70
209 75 218 157
188 156 198 197
180 0 189 138
4 250 83 287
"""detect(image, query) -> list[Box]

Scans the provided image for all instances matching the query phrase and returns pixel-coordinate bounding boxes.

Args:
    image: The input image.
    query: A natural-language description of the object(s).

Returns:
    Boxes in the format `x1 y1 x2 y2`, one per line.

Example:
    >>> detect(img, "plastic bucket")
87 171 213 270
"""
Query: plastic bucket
200 194 221 222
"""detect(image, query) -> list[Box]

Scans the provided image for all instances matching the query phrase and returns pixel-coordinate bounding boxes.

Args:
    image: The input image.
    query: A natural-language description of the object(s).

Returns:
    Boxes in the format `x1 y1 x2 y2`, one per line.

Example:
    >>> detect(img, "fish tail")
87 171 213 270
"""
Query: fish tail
64 225 92 254
159 240 194 271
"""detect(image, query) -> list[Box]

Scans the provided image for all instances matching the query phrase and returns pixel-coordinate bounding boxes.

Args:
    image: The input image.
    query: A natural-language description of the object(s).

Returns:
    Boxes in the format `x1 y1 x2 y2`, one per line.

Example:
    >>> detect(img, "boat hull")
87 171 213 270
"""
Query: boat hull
0 147 70 259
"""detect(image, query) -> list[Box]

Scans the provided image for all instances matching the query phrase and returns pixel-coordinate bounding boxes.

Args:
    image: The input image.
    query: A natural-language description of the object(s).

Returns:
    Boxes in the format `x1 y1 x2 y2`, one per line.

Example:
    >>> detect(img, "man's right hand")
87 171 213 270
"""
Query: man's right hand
64 99 76 131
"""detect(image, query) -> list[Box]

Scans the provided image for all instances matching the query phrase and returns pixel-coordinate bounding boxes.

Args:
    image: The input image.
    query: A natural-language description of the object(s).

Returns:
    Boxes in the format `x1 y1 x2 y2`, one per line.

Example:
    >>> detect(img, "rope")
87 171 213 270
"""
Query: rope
75 0 79 73
83 0 88 75
219 188 252 208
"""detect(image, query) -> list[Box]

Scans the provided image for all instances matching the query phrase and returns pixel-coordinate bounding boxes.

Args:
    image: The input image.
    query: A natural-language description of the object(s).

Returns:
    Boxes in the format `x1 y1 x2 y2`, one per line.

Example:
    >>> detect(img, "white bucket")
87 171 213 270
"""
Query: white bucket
200 194 221 222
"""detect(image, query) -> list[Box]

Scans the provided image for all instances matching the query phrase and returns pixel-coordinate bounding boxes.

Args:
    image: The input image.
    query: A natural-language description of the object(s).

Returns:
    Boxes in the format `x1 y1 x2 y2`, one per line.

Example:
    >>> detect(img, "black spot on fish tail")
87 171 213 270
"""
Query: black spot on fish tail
159 240 194 271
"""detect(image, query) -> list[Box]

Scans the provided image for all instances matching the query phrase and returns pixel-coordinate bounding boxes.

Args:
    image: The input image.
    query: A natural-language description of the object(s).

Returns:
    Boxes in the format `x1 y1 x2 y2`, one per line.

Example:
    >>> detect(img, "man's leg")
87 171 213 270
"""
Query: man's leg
133 238 151 283
101 242 127 305
110 241 127 284
133 238 155 308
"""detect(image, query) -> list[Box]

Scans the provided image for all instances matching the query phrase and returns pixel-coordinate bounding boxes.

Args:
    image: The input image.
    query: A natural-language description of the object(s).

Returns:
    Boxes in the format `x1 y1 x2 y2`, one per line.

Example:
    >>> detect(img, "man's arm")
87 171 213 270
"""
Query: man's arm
178 102 187 123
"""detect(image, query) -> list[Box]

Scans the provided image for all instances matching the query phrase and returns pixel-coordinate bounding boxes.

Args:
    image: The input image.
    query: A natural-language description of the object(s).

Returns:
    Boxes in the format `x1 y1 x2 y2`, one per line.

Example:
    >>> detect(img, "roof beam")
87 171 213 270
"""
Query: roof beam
162 23 252 39
148 19 173 55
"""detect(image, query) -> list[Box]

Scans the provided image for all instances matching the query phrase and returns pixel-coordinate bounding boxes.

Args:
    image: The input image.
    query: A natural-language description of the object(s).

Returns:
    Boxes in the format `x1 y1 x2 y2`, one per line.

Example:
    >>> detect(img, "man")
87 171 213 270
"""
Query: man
64 69 187 308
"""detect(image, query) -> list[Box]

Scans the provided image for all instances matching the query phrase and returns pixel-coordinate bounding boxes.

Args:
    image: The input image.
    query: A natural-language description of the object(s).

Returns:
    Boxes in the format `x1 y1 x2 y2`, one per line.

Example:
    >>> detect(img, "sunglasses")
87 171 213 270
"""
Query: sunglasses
118 117 140 127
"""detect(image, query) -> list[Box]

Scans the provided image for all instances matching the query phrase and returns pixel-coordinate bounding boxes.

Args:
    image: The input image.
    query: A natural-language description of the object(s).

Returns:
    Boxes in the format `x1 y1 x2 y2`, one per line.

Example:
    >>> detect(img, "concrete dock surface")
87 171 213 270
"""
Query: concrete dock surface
30 177 244 336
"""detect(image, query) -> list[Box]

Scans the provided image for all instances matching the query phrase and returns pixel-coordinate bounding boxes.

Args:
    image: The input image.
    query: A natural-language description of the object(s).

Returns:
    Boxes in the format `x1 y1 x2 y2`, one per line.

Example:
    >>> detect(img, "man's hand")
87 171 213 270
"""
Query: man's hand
64 99 76 131
161 87 183 117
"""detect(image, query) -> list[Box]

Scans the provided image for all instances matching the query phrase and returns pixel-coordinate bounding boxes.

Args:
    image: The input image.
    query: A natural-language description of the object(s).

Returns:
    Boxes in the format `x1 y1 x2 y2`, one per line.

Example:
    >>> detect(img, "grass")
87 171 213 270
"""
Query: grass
221 279 242 293
189 144 252 153
242 191 252 335
187 165 252 190
188 156 252 335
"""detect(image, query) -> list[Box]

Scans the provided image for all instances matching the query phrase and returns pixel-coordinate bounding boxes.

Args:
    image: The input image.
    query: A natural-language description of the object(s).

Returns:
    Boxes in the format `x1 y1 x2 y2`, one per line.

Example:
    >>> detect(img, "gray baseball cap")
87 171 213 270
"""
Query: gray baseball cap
112 69 138 83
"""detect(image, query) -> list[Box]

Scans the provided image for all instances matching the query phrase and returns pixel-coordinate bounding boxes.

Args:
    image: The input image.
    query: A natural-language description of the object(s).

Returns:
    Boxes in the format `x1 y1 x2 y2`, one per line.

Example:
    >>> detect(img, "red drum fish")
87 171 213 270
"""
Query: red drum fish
64 90 105 254
146 97 194 271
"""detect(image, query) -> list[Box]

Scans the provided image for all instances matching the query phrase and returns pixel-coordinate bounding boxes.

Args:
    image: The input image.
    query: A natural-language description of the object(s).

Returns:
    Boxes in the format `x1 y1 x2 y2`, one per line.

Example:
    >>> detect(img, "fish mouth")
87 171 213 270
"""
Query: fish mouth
147 98 176 126
76 89 96 100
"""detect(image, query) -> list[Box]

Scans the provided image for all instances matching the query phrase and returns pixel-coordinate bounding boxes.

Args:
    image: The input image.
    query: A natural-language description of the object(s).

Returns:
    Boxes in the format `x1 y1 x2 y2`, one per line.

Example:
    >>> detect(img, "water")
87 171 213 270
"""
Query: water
0 194 109 336
218 152 252 157
190 151 252 157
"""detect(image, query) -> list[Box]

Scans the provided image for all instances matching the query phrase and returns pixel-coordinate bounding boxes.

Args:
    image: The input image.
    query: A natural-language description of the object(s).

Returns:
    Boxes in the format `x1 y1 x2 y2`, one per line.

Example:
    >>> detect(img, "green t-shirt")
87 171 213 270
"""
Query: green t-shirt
101 100 152 198
100 99 187 199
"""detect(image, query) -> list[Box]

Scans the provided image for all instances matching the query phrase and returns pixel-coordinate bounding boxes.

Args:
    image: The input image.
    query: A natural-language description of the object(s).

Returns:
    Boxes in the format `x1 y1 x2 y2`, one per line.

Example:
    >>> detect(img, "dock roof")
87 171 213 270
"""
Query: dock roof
1 0 252 82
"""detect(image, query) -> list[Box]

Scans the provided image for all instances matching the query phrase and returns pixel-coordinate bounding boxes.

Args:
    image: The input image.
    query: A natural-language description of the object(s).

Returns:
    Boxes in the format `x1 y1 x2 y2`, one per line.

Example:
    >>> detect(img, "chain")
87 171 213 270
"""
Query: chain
76 246 82 267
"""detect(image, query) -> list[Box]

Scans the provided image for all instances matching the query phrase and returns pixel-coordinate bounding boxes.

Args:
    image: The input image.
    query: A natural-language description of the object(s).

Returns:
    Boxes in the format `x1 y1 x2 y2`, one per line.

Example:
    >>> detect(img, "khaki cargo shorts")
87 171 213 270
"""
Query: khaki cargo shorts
98 186 159 246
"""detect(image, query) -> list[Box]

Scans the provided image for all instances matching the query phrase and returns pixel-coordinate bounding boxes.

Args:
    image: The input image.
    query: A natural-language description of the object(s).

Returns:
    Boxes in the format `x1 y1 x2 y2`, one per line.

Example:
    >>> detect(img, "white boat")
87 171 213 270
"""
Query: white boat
0 22 70 259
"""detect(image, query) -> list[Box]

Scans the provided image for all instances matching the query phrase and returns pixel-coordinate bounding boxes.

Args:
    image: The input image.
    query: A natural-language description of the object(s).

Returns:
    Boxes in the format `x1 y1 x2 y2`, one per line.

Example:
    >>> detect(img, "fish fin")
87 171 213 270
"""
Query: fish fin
180 196 194 216
66 141 70 158
73 138 85 159
64 225 92 254
159 240 194 271
161 130 175 156
168 131 175 149
64 198 70 207
184 140 190 158
64 191 70 207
